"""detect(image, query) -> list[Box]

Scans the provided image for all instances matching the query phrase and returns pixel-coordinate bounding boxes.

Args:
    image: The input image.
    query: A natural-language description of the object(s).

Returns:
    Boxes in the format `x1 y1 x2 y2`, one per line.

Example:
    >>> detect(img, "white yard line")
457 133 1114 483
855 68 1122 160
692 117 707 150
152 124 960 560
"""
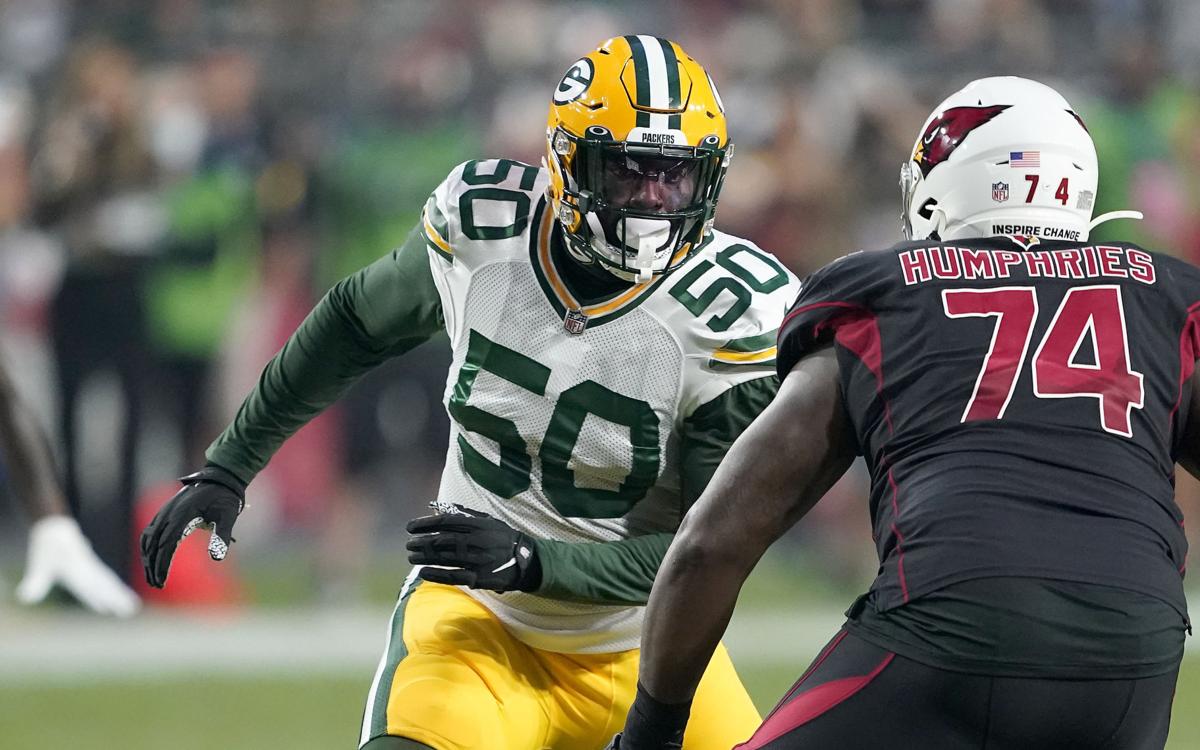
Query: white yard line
0 603 1193 685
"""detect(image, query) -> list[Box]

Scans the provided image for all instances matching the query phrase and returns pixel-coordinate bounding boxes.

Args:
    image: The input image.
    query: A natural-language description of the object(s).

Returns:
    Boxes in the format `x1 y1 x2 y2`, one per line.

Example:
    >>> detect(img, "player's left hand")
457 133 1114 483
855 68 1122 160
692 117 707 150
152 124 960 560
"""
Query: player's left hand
406 503 541 592
16 515 142 617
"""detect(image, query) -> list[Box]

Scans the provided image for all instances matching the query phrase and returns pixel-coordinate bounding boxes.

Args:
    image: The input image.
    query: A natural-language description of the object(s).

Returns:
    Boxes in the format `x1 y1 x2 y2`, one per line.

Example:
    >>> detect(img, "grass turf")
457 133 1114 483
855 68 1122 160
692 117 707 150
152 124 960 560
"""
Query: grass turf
2 657 1197 749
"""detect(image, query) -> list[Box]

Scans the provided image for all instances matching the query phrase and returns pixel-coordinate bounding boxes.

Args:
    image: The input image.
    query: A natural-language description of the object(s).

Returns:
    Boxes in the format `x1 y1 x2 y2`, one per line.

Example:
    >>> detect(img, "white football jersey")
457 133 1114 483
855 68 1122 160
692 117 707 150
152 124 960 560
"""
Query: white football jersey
419 159 799 652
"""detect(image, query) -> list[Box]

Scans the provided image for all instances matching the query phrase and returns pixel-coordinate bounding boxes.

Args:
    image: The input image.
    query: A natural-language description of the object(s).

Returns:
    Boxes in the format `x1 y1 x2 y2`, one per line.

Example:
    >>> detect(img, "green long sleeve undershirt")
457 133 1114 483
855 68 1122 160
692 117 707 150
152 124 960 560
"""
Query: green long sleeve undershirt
206 227 445 483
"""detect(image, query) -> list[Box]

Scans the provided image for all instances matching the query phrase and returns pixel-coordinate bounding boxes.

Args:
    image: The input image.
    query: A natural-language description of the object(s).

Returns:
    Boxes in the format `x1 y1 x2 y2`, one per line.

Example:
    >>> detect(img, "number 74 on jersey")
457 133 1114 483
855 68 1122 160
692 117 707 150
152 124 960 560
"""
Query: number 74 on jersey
942 285 1144 437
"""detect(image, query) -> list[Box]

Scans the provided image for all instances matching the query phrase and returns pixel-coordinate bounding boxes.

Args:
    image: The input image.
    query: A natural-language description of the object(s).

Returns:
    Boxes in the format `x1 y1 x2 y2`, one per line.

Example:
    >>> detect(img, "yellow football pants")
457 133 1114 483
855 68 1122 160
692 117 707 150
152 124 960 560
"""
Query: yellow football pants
359 580 760 750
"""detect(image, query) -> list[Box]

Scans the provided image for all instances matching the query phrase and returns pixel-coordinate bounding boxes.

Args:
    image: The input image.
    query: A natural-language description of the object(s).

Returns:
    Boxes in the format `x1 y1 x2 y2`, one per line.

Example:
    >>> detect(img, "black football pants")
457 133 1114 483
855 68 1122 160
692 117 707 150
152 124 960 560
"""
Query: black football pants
738 628 1178 750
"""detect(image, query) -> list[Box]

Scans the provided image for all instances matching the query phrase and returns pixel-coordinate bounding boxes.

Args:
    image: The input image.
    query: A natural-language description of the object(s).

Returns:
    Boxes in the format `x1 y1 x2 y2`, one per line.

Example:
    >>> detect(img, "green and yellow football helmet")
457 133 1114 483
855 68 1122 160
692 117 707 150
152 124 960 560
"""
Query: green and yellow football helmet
545 35 731 282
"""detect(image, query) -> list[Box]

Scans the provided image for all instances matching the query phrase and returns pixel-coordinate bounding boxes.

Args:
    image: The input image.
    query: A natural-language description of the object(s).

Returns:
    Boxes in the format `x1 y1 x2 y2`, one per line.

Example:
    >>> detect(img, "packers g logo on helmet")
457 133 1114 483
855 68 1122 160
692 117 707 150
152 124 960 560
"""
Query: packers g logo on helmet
545 35 731 283
554 58 594 105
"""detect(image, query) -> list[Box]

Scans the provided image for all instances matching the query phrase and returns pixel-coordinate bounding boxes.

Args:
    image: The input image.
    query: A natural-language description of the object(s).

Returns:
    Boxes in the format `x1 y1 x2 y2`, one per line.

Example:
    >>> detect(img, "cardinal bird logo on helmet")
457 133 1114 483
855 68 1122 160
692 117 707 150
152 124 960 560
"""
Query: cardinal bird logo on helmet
912 105 1010 177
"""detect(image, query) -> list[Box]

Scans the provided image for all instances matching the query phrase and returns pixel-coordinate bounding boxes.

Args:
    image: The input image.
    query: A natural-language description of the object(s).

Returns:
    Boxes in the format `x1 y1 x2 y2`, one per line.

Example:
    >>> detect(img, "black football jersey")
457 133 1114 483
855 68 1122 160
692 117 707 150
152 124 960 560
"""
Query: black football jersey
778 237 1200 618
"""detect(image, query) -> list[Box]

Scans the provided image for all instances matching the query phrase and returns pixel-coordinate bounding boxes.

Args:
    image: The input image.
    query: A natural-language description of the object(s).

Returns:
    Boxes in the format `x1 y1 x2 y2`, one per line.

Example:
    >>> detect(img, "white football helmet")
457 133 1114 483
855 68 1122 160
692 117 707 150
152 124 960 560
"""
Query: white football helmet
899 76 1140 242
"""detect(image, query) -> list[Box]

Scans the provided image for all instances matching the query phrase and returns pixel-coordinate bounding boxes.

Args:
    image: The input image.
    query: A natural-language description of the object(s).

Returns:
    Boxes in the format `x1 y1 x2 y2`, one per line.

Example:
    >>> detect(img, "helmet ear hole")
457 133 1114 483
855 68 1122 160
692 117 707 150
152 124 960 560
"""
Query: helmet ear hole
918 199 937 221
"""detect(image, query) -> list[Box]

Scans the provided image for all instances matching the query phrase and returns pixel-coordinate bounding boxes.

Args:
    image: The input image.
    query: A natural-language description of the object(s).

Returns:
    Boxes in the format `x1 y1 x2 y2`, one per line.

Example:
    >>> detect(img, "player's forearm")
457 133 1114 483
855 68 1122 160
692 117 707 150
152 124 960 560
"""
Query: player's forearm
535 532 673 605
636 428 790 704
639 347 855 703
638 523 755 703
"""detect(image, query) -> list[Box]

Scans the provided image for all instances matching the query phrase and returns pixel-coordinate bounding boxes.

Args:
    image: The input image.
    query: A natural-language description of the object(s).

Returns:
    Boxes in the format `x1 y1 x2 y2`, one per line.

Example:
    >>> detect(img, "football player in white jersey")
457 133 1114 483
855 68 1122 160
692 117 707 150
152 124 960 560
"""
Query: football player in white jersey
141 36 799 750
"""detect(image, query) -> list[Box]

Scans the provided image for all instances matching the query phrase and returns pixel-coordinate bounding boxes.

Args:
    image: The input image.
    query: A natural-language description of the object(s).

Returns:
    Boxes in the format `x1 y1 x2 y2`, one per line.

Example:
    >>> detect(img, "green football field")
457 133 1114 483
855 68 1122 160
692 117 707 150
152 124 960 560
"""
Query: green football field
3 659 1198 749
3 549 1194 748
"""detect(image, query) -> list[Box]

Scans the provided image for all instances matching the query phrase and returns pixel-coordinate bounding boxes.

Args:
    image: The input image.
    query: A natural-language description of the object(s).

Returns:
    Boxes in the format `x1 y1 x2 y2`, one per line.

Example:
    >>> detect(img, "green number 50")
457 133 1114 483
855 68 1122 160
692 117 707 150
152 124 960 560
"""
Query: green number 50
448 330 661 518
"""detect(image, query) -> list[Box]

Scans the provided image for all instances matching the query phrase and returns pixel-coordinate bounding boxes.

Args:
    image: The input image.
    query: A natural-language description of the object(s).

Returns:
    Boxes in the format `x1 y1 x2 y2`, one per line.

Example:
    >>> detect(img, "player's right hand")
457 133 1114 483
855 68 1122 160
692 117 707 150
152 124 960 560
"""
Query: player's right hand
140 464 246 588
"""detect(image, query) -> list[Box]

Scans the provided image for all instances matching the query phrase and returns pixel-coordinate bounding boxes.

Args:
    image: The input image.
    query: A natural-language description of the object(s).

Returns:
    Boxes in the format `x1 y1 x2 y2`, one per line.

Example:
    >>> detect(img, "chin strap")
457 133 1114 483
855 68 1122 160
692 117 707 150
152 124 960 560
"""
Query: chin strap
1089 210 1144 230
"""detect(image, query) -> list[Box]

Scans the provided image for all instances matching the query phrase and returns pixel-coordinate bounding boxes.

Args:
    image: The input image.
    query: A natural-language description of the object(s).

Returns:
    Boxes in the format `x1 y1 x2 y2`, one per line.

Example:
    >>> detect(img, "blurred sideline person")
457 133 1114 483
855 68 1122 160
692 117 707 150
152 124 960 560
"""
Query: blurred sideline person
0 360 140 616
141 36 799 750
35 40 158 583
612 77 1194 750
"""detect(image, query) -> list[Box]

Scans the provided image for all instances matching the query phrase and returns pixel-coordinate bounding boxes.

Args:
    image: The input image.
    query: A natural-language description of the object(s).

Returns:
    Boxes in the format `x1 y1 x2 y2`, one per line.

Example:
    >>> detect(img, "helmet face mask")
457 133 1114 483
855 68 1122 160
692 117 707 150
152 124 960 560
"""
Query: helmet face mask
899 77 1103 244
546 36 730 282
899 159 922 241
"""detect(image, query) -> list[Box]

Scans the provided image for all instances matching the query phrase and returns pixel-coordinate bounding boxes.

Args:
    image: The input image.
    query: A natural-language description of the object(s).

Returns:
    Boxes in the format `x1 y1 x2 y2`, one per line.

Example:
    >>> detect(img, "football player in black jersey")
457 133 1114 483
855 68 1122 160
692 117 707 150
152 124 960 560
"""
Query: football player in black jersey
609 76 1199 749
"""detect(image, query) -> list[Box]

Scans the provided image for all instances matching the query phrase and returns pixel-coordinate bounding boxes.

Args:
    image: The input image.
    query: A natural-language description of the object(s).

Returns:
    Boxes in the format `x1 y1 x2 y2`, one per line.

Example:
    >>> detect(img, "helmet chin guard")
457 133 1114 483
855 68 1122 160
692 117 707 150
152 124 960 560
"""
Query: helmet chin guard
586 215 675 282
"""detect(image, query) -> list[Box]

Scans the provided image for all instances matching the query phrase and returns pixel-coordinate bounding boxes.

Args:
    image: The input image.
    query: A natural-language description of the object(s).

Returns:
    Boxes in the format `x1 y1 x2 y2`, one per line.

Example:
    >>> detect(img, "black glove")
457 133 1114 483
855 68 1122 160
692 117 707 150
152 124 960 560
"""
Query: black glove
604 730 681 750
615 682 689 750
406 503 541 592
140 464 246 588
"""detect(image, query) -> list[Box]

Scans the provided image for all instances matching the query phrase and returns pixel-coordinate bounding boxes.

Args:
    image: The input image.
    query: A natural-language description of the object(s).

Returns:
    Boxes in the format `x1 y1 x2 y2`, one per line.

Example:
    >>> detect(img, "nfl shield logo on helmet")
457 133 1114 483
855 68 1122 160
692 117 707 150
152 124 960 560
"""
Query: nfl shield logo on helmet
991 181 1009 203
564 309 588 335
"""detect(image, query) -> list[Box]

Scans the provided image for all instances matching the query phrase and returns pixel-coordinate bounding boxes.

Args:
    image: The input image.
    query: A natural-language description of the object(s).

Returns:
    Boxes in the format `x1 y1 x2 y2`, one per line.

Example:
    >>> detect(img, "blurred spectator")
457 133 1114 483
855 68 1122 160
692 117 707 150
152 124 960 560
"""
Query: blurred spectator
31 38 163 583
4 0 1199 604
144 47 264 471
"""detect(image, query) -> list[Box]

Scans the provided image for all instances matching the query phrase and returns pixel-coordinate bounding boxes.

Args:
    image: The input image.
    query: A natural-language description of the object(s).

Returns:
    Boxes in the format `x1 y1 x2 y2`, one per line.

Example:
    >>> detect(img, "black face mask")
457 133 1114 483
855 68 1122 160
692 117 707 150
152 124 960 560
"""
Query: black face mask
598 153 702 212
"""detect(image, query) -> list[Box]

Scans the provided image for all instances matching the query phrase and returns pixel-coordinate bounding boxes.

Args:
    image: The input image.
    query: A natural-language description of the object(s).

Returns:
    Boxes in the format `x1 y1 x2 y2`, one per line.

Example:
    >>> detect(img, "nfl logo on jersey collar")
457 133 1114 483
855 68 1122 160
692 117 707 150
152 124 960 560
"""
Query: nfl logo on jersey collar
564 309 589 335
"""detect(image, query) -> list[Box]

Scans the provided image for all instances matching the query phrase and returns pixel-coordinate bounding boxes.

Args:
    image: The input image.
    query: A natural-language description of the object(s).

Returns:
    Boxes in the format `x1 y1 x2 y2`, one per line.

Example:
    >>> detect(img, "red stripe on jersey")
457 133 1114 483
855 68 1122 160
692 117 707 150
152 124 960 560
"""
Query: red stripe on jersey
765 631 850 716
888 468 910 602
784 301 910 597
1168 301 1200 431
736 652 895 748
813 305 893 433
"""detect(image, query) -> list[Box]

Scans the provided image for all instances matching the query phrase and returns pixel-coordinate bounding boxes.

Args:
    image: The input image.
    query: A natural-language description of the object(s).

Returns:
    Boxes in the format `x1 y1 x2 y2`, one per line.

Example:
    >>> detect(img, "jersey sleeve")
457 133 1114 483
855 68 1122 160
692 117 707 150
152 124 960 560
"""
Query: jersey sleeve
419 158 543 271
206 225 444 484
673 237 802 416
417 159 544 342
671 237 801 503
777 251 887 378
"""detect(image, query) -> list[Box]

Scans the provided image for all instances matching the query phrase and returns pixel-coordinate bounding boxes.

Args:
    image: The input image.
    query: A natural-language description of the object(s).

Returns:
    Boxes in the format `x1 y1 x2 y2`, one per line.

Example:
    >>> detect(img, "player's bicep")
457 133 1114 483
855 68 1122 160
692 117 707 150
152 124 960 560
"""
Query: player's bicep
1179 371 1200 480
680 345 855 561
328 225 445 352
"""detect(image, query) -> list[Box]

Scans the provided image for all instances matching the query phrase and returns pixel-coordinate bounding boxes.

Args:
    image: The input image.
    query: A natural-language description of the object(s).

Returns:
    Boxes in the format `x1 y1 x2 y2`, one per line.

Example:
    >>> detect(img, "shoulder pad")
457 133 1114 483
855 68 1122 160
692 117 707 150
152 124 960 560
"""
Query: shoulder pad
421 159 548 268
664 231 800 371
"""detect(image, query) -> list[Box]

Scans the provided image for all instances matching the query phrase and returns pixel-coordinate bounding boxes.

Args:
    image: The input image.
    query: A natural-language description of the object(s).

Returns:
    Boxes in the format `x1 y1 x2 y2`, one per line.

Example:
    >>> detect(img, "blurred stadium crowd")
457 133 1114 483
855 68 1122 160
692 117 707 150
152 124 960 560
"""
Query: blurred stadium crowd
2 0 1200 605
